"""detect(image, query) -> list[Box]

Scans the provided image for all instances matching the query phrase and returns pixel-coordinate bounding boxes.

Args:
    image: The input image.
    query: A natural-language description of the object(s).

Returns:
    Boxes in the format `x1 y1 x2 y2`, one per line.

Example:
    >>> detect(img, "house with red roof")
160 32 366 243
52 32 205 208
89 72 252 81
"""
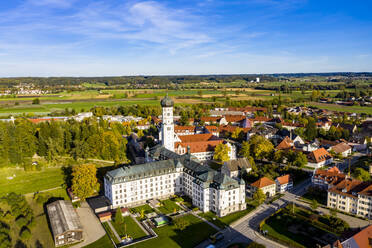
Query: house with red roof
329 225 372 248
307 148 333 168
275 174 293 193
276 136 294 150
312 166 346 189
249 177 276 197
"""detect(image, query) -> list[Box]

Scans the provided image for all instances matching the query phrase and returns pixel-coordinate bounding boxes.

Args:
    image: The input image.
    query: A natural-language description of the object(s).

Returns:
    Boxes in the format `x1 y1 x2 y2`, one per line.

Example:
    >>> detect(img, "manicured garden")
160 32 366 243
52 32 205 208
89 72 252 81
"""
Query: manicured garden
157 199 182 214
198 205 255 229
260 205 349 248
130 204 155 215
111 216 147 240
133 214 217 248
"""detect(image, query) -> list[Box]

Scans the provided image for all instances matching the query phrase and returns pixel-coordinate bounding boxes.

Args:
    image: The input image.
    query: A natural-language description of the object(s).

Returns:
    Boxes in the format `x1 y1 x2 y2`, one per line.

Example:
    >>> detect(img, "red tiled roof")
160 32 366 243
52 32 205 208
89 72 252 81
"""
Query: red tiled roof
218 125 251 134
251 177 275 188
28 118 60 123
350 225 372 248
309 148 332 163
205 125 219 133
328 178 369 199
178 133 219 143
175 140 223 153
224 115 246 123
250 116 271 122
174 126 195 133
276 175 291 185
276 136 293 150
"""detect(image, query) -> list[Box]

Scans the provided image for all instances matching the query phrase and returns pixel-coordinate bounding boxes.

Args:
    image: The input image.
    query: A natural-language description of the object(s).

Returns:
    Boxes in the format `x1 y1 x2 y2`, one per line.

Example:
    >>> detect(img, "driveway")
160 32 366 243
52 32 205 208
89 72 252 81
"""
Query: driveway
71 201 106 248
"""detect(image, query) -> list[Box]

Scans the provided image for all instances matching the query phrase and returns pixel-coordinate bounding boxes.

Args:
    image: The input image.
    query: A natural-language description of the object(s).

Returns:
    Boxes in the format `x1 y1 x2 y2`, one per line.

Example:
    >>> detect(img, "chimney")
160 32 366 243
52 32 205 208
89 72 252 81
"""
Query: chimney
187 145 191 155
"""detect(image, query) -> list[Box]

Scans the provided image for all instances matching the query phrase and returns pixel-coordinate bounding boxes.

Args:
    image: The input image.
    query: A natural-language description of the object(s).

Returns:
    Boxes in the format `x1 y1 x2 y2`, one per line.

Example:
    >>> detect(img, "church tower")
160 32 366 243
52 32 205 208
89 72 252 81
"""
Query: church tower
160 94 174 151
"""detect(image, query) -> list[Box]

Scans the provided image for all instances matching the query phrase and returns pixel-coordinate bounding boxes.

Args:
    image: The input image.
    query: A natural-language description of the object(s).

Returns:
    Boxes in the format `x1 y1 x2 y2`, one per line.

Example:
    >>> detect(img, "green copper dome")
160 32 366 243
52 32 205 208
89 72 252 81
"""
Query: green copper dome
160 94 174 107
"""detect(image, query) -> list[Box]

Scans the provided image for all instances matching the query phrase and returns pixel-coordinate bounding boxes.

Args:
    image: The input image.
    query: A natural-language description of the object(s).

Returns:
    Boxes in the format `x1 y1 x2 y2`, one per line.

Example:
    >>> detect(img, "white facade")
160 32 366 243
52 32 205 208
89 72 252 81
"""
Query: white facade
104 161 246 217
161 106 175 152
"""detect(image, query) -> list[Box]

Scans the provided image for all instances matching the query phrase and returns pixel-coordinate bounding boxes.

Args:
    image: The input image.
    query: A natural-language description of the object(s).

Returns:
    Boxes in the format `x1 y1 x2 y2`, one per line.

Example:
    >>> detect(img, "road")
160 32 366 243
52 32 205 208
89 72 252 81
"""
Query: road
196 179 312 248
336 152 364 172
196 154 368 248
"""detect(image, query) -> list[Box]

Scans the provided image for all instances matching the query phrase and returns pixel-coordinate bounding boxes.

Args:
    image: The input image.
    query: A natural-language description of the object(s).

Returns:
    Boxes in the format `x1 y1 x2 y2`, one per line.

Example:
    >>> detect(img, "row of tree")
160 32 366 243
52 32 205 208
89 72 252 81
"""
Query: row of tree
0 119 130 167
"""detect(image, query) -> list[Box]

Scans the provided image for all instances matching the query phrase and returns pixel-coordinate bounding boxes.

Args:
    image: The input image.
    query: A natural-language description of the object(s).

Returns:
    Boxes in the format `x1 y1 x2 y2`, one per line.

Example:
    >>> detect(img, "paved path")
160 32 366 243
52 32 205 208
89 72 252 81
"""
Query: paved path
107 220 122 243
71 201 106 248
196 179 311 248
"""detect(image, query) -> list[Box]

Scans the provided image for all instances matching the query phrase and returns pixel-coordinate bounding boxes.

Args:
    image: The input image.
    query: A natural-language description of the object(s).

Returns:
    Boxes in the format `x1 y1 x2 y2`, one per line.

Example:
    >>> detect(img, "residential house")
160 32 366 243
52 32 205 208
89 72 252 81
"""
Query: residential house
47 200 83 247
249 177 276 197
312 166 346 189
276 136 294 150
330 142 352 157
221 158 252 179
275 175 293 193
307 148 333 168
248 124 278 140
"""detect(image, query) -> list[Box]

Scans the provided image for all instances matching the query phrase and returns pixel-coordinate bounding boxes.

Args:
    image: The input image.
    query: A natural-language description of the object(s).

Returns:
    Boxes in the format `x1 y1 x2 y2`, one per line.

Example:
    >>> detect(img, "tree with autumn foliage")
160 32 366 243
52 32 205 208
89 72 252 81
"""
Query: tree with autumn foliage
213 143 231 162
71 164 100 201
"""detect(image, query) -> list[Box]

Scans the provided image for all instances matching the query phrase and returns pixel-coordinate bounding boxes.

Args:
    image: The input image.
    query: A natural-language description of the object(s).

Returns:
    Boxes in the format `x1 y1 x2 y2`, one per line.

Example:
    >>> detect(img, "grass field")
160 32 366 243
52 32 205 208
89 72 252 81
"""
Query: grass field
130 204 155 214
0 167 65 195
111 216 147 240
198 205 255 229
131 214 216 248
83 234 114 248
303 102 372 115
157 199 182 214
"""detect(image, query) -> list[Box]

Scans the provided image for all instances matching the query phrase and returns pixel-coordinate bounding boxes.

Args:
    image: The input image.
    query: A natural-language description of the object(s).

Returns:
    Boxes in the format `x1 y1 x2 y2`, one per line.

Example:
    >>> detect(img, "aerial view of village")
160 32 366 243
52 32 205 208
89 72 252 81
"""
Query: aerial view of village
0 1 371 248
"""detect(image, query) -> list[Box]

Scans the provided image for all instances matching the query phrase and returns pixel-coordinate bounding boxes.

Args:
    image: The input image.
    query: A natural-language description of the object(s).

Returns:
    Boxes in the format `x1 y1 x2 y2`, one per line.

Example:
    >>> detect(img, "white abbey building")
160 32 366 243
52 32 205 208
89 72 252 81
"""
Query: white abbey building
104 96 246 217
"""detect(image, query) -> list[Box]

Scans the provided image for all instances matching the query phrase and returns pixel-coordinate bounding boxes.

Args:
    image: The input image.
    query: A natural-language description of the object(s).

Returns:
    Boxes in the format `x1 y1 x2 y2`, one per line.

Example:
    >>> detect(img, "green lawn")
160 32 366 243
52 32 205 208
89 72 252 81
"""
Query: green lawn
0 167 65 195
198 205 255 229
157 199 181 214
111 216 147 240
302 102 372 115
131 214 216 248
83 234 114 248
130 204 155 214
102 222 119 244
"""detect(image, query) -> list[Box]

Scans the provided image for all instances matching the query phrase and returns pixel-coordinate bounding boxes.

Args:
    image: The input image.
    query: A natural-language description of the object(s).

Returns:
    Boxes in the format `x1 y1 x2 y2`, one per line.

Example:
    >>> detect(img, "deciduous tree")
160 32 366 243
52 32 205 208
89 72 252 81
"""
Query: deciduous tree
71 164 99 201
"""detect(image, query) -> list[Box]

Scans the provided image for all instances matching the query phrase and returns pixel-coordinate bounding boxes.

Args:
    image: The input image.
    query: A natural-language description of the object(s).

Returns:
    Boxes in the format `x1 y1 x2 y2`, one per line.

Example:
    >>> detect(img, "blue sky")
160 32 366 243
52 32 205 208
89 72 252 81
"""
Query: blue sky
0 0 371 76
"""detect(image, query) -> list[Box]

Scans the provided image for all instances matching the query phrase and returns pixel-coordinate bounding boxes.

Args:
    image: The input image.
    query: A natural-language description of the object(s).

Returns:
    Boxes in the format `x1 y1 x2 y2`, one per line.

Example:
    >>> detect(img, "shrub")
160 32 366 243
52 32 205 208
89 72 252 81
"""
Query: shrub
20 227 31 240
173 217 189 231
15 216 28 228
192 207 199 211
